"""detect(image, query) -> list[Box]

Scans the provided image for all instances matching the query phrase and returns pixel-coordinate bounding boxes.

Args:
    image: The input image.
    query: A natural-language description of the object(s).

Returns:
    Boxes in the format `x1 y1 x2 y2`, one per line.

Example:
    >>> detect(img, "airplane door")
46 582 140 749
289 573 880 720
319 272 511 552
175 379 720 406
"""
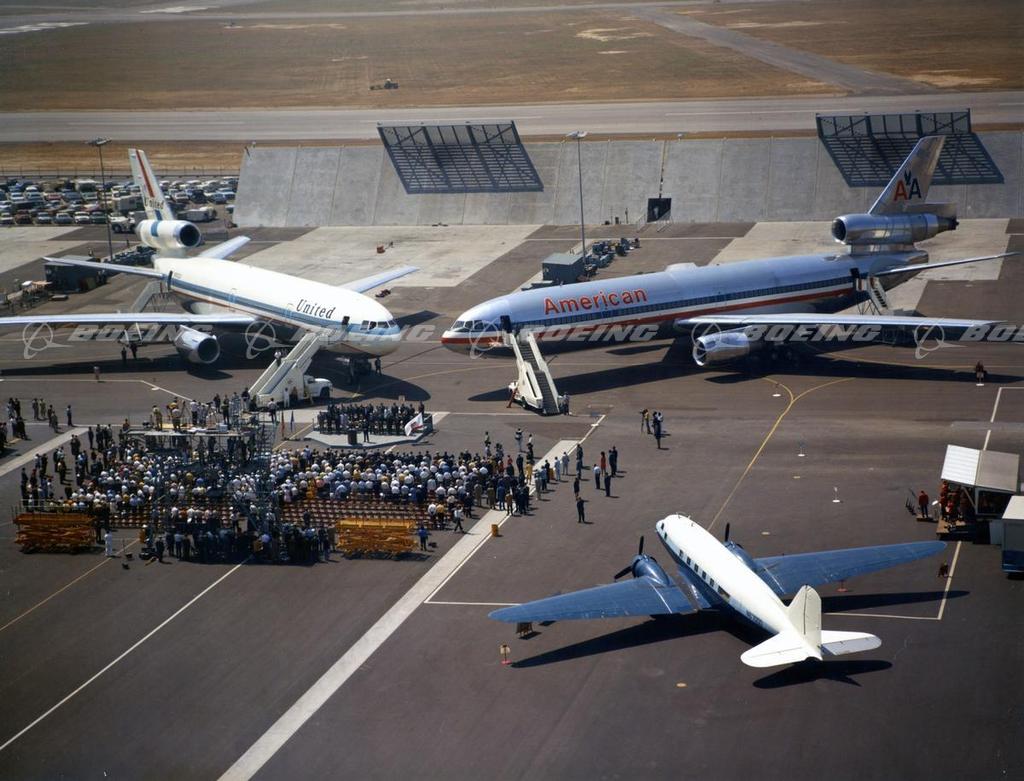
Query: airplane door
500 315 512 333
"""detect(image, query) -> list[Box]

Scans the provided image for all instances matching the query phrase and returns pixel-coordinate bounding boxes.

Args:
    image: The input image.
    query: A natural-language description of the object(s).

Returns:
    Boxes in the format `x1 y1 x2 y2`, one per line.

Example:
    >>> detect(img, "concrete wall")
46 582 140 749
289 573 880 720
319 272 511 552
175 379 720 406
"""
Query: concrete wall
236 132 1024 227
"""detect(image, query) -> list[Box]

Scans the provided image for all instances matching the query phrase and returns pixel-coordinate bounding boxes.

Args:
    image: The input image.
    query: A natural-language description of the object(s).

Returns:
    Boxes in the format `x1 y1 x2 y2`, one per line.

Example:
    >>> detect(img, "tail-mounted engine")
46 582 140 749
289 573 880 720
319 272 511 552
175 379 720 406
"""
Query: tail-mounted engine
173 326 220 365
137 219 202 253
831 211 957 248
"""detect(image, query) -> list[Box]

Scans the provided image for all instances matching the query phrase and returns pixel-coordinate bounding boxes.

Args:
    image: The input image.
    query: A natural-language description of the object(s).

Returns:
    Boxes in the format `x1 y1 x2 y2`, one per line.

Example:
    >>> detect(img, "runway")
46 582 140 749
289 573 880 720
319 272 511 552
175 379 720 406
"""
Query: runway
1 91 1021 142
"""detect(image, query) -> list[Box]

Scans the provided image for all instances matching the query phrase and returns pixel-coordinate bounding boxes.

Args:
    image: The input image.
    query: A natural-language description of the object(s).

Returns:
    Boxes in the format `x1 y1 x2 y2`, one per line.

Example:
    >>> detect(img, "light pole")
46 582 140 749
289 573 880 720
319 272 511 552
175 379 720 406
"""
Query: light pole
566 130 587 260
87 137 115 262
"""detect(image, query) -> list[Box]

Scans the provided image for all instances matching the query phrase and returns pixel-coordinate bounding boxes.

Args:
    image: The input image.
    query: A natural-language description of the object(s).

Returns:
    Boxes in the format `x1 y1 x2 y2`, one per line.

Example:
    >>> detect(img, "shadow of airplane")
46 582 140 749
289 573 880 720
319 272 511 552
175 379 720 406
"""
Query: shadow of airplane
510 612 721 668
753 658 893 689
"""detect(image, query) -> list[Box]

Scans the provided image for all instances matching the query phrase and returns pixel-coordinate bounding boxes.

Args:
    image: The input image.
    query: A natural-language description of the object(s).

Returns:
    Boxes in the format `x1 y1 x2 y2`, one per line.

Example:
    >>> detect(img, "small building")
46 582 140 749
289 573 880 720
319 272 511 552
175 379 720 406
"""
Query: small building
542 252 585 285
941 445 1021 520
996 495 1024 572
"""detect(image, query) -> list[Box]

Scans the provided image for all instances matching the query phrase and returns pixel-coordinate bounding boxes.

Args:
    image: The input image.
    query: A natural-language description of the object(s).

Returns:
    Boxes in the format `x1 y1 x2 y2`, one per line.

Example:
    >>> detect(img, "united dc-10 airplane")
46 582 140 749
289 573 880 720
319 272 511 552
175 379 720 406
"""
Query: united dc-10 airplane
443 136 1014 365
491 515 945 668
1 148 416 367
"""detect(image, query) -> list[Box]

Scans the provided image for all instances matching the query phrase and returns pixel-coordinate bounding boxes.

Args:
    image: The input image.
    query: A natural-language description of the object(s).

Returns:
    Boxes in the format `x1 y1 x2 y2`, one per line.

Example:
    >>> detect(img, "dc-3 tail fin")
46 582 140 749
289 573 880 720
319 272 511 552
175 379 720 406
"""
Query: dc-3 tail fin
129 148 172 221
869 136 945 216
739 586 882 668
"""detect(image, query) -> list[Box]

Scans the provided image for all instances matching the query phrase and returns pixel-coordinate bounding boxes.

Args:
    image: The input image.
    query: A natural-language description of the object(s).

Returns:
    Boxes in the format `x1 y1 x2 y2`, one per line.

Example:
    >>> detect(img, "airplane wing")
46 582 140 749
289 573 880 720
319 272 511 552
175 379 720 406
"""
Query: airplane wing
753 541 946 597
678 314 1001 331
873 252 1016 278
0 312 255 328
489 576 695 623
199 236 250 260
339 265 419 294
43 256 166 280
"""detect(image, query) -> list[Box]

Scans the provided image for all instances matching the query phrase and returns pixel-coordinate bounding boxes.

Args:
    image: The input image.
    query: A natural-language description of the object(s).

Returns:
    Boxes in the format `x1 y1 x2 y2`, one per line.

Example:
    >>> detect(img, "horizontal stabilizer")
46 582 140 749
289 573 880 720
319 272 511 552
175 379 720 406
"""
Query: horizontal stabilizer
43 256 166 280
740 630 820 668
820 630 881 657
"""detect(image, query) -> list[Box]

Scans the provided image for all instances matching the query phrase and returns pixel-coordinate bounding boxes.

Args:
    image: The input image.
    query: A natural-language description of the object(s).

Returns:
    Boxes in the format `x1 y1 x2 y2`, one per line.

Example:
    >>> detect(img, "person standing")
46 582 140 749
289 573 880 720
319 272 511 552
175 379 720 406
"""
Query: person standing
121 346 127 367
515 428 523 452
576 496 586 524
93 365 101 383
599 451 607 476
573 475 580 500
609 446 618 477
417 524 430 551
604 471 612 497
66 404 73 427
593 463 601 489
104 530 114 557
452 506 465 534
918 489 930 520
640 408 649 433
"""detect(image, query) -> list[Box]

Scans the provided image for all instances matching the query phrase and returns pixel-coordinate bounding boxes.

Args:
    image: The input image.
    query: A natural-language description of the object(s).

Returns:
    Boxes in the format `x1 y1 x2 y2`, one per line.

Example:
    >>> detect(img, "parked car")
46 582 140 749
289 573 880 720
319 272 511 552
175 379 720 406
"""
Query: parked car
14 213 33 225
1 215 14 226
54 211 74 225
73 212 91 225
35 213 53 225
90 212 108 224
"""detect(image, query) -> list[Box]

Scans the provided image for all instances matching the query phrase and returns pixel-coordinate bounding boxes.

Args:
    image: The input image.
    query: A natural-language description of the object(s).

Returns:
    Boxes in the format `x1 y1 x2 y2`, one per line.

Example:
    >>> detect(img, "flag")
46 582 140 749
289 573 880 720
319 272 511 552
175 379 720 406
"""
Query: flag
404 413 424 437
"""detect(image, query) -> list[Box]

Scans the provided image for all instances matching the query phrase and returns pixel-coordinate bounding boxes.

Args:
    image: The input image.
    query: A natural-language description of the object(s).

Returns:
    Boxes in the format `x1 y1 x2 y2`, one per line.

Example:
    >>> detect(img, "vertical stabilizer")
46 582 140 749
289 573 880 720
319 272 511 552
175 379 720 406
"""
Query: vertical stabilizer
869 136 945 215
786 584 822 648
129 148 172 221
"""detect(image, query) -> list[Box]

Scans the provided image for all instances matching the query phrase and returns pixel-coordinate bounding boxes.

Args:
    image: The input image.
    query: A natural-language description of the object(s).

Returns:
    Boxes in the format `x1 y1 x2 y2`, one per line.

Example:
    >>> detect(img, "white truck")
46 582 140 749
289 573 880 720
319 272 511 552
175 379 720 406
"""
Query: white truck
181 206 217 223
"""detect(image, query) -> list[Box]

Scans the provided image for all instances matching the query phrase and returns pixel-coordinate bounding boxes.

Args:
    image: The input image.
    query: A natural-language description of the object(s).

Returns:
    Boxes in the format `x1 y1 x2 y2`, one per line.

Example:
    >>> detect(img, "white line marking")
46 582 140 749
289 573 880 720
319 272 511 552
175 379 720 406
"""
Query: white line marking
0 561 245 754
0 427 87 481
220 424 605 780
936 540 962 622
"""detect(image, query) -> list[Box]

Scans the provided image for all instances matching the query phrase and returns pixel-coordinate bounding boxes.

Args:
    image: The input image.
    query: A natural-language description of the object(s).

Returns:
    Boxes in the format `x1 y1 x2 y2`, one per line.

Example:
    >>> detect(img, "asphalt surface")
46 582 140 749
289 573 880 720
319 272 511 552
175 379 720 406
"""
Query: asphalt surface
2 91 1022 142
0 221 1022 779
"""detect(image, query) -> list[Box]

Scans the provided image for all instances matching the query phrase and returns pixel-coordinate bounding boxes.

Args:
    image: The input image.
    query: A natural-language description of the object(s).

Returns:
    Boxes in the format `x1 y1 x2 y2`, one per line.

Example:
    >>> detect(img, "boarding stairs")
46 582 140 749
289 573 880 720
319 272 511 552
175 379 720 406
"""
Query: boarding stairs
251 330 323 407
506 330 563 415
856 275 892 316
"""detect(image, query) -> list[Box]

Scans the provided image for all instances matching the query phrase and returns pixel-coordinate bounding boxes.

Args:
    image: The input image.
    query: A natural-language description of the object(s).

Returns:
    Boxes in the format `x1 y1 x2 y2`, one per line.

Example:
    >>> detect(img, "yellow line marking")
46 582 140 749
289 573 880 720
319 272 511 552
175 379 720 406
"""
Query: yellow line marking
707 377 853 533
0 540 138 636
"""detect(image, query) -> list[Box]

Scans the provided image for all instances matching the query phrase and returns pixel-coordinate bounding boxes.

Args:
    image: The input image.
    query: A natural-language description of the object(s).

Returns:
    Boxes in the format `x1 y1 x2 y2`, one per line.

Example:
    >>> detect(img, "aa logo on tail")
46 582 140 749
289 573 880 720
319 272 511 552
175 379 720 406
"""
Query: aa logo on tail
893 169 922 202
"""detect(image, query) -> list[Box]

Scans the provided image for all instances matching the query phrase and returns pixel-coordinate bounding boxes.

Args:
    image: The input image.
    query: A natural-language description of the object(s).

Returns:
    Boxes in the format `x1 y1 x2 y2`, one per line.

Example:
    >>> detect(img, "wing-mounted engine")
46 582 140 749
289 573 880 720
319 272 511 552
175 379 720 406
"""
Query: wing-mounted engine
173 326 220 365
832 207 958 250
692 328 759 367
613 536 671 587
136 219 202 254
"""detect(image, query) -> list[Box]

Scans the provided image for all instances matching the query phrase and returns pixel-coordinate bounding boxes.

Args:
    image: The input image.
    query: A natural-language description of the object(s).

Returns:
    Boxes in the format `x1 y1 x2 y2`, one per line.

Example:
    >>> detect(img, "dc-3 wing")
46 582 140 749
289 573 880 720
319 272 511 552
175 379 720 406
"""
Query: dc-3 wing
489 576 695 623
753 541 946 597
339 265 419 294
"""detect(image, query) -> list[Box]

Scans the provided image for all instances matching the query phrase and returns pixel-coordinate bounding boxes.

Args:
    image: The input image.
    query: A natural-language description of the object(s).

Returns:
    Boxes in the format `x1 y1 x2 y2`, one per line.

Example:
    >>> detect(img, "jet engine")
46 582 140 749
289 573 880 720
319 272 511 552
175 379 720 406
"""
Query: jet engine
831 212 957 247
692 329 757 367
136 219 202 253
173 326 220 365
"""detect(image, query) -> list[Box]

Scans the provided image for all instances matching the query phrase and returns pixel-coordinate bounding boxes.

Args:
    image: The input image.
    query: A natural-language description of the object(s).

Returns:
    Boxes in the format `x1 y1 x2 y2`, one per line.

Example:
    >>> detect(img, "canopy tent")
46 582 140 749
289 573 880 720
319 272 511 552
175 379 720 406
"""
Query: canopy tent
941 445 1021 518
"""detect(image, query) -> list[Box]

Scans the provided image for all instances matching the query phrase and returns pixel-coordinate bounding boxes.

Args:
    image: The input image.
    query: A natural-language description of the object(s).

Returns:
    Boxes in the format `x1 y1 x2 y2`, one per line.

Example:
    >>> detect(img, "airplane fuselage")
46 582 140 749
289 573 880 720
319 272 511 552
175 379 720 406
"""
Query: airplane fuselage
155 257 402 357
442 249 926 351
657 514 792 636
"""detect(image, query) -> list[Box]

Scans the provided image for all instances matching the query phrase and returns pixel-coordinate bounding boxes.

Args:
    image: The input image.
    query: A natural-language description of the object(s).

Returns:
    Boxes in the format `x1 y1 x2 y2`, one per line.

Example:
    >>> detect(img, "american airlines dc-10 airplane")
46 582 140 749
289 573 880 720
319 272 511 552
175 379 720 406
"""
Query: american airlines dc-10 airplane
1 149 415 368
443 136 1014 367
492 514 945 668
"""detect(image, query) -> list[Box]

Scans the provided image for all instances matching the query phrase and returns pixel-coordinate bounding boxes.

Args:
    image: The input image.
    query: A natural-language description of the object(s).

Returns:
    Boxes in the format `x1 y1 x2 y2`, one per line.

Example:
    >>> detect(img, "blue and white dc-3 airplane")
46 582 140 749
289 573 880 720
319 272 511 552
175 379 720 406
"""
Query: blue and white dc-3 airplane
491 515 945 668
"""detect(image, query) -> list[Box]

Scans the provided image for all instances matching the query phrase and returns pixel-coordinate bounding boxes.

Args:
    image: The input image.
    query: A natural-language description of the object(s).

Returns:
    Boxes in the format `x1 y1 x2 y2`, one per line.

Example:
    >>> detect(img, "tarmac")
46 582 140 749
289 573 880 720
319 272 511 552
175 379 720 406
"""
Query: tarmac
0 219 1022 779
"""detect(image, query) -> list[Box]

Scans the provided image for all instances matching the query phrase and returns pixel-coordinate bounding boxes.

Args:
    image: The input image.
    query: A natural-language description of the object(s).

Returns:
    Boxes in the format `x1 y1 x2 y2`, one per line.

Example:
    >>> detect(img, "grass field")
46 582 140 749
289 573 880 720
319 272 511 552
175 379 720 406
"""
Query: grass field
680 0 1024 91
0 12 831 111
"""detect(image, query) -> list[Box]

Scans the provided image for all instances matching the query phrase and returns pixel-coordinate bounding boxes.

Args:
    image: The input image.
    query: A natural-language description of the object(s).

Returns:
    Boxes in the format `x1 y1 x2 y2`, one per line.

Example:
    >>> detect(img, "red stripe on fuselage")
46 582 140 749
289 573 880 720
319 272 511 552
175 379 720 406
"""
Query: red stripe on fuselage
440 286 850 345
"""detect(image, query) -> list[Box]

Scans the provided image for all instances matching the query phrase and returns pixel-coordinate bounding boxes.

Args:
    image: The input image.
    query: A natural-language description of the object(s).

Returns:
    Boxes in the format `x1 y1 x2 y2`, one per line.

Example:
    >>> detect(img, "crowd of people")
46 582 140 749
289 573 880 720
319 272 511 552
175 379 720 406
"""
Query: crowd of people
314 401 425 438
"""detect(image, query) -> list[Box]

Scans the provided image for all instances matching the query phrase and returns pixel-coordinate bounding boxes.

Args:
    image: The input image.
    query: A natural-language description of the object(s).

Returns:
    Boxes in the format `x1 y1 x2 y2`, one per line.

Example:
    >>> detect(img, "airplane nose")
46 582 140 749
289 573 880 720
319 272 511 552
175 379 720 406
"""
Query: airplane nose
441 330 470 353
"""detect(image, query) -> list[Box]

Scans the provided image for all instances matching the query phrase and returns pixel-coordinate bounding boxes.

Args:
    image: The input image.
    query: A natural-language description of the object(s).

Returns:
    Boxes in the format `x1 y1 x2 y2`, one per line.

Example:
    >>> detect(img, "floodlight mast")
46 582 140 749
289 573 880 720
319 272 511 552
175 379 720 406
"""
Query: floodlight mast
87 137 115 262
566 130 588 261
